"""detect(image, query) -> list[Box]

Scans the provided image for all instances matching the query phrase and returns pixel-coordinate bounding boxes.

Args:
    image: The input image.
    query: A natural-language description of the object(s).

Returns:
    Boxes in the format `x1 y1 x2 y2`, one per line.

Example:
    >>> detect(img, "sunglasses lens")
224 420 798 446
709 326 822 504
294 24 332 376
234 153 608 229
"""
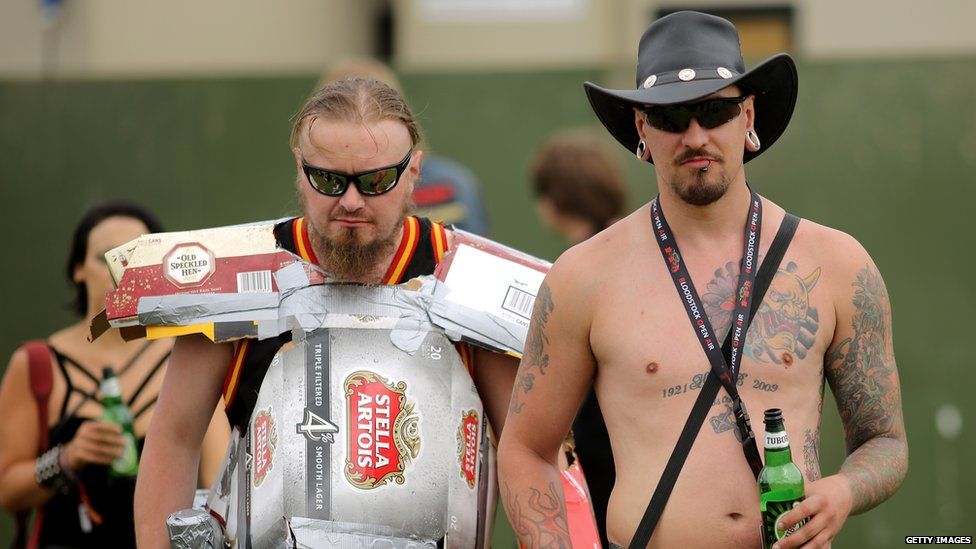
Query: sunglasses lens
308 170 347 196
644 98 743 133
697 100 742 129
644 106 687 133
358 167 399 195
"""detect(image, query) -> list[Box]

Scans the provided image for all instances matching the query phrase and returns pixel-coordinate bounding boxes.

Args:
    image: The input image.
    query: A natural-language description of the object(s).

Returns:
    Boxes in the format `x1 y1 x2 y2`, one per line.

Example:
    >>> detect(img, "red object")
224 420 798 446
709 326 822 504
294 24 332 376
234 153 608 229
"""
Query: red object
562 459 602 549
412 182 456 206
516 459 601 549
15 341 54 549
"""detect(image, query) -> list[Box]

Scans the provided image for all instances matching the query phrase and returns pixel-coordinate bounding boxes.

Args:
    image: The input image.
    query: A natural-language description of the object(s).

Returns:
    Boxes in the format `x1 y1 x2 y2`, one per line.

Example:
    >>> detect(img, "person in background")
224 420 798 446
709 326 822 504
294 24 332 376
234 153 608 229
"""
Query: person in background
531 129 628 245
0 201 231 548
319 57 492 236
529 129 629 548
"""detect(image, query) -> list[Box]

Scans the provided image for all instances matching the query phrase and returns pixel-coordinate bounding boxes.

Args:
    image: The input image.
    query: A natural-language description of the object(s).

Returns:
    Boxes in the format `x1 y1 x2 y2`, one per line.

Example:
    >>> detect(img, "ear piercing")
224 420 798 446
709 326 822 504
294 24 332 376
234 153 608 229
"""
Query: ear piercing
747 130 761 150
636 139 647 159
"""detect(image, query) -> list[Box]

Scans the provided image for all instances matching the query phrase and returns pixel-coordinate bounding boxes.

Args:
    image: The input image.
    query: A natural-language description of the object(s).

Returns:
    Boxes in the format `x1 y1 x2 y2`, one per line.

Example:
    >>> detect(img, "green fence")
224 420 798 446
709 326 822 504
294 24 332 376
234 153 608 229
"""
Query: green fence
1 57 973 546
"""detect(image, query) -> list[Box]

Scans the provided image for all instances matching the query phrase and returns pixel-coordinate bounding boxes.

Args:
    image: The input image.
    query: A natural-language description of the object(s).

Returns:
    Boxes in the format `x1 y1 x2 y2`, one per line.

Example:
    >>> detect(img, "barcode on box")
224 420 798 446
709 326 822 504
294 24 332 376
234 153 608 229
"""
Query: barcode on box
502 286 536 320
237 270 272 293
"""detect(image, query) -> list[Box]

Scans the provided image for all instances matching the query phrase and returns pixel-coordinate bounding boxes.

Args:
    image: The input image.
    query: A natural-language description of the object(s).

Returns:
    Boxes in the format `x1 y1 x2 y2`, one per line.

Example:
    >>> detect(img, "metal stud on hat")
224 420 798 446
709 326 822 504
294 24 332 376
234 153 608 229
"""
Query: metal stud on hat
582 10 799 165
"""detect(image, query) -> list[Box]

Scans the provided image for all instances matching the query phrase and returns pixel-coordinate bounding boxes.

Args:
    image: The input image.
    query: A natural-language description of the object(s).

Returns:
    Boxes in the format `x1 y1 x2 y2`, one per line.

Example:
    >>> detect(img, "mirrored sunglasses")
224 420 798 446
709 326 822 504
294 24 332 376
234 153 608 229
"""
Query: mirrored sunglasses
302 149 412 197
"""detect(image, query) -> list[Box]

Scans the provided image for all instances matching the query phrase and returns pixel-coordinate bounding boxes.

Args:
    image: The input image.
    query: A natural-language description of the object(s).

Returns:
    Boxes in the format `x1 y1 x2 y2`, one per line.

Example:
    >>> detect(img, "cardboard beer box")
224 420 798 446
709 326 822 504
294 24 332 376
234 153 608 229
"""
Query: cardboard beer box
431 230 551 356
101 221 326 332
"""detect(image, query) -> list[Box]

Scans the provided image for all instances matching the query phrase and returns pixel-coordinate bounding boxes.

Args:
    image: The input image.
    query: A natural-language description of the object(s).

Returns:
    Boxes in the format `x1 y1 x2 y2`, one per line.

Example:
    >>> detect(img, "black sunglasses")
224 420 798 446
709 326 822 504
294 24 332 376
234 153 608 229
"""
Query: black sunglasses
642 96 748 133
301 149 413 197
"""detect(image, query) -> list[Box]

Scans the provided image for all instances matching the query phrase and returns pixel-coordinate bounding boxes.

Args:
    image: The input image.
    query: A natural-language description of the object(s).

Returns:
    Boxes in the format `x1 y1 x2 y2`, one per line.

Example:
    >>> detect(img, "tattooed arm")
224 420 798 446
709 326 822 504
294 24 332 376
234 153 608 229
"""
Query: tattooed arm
827 261 908 509
498 250 598 548
775 242 907 549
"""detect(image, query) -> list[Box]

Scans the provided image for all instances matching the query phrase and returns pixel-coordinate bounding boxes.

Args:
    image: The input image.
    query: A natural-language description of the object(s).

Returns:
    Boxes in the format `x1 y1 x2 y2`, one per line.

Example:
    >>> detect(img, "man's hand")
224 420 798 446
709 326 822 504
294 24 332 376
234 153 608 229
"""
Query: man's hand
772 475 853 549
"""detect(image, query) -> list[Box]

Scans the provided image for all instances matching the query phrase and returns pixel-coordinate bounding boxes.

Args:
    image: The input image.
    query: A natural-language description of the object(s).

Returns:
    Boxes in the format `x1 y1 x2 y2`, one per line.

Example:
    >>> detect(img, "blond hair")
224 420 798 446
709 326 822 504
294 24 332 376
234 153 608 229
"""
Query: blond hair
290 77 422 150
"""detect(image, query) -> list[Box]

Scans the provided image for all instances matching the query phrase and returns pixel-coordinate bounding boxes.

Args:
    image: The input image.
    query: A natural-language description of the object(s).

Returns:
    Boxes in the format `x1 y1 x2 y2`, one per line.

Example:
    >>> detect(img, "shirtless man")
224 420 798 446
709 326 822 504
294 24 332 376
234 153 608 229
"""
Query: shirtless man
133 77 517 548
498 11 907 549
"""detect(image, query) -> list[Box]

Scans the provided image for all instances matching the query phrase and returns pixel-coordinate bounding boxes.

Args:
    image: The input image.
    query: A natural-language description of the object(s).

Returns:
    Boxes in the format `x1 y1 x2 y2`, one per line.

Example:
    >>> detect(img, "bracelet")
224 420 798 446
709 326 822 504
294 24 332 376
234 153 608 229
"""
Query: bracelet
58 443 77 482
34 444 73 494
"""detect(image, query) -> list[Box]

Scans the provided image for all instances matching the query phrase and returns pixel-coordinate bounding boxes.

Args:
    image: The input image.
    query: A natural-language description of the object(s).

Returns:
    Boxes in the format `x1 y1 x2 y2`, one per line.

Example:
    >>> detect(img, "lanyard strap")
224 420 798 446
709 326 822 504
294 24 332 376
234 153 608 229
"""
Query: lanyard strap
630 210 802 549
650 191 762 446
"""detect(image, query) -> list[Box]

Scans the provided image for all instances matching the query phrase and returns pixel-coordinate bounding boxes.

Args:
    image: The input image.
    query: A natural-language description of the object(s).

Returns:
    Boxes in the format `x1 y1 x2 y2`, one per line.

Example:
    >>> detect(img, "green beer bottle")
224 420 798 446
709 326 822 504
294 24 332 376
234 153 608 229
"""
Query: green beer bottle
100 367 139 478
758 408 806 548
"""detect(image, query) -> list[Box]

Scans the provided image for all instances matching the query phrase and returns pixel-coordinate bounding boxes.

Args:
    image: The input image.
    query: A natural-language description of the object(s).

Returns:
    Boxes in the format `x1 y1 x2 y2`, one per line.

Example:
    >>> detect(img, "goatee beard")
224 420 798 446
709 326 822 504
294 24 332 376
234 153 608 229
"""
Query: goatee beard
668 149 731 206
670 170 732 206
305 200 413 282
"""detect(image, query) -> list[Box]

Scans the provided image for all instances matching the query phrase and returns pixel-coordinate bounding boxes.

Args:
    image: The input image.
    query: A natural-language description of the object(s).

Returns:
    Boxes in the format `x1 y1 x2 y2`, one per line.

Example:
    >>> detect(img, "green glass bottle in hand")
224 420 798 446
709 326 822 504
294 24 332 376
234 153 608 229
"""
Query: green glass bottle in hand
758 408 806 548
100 367 139 478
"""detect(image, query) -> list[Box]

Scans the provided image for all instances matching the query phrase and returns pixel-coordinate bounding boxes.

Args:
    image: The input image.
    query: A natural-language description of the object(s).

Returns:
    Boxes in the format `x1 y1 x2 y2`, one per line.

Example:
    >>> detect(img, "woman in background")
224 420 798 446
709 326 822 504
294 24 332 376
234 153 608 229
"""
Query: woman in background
0 201 230 548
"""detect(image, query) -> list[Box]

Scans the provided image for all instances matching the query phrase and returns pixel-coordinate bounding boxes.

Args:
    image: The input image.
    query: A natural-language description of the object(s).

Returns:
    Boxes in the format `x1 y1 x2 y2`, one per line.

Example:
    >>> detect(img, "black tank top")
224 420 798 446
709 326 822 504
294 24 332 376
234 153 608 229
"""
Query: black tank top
222 216 451 431
39 344 167 549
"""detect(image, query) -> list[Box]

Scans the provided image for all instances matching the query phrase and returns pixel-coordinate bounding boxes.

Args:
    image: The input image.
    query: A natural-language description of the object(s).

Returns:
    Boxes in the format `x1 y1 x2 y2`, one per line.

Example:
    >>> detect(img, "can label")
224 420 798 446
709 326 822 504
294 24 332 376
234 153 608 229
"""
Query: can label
343 370 420 490
252 407 277 487
456 410 479 489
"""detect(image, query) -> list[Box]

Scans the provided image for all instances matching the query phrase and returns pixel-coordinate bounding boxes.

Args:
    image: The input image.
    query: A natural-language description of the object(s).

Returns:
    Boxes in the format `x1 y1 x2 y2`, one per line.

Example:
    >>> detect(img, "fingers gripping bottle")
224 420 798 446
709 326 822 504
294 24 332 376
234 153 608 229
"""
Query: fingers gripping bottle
758 408 806 548
100 367 139 478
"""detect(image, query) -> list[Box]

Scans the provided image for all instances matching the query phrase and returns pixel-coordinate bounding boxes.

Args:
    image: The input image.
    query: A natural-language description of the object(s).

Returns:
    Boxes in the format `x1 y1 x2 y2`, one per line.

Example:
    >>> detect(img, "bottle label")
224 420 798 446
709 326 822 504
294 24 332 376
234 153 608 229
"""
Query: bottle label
102 377 122 399
111 432 139 476
765 431 789 449
762 498 806 542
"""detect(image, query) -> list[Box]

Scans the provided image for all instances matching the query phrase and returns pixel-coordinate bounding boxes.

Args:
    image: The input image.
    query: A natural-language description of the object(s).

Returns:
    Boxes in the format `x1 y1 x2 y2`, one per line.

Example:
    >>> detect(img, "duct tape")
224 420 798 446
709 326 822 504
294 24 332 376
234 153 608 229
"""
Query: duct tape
426 280 526 355
289 518 437 549
138 293 279 326
167 508 224 549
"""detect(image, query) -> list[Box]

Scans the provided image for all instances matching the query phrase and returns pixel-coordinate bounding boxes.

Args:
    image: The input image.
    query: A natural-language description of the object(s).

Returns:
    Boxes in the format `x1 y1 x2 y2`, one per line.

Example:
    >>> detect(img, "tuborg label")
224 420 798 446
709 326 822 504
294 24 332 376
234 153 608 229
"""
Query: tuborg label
765 431 790 449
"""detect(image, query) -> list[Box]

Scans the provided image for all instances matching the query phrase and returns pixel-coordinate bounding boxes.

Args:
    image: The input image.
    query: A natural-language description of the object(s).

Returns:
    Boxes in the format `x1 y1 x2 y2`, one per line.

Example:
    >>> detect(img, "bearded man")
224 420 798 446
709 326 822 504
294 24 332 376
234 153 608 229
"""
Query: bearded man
134 77 518 548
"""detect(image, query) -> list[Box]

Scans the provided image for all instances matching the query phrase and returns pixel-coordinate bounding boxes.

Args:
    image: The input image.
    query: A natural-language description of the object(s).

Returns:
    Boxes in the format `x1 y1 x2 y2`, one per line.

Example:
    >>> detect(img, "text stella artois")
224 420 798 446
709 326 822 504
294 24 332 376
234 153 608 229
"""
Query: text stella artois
344 371 420 489
457 410 479 489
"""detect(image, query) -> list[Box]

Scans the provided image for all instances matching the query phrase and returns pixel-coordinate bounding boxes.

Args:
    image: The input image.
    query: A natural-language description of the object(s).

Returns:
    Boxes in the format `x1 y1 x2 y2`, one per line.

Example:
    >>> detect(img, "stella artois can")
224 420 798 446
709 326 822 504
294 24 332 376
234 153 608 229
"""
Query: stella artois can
231 319 494 548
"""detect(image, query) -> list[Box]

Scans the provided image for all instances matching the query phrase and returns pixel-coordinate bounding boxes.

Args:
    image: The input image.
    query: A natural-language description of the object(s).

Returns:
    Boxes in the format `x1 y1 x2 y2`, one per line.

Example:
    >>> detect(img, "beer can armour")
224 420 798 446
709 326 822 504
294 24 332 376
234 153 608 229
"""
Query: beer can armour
220 320 493 548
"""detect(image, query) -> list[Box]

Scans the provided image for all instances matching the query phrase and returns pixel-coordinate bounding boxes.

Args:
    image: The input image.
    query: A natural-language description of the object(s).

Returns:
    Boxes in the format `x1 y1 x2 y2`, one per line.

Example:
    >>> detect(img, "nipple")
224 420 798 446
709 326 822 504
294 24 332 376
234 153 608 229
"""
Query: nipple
646 362 659 373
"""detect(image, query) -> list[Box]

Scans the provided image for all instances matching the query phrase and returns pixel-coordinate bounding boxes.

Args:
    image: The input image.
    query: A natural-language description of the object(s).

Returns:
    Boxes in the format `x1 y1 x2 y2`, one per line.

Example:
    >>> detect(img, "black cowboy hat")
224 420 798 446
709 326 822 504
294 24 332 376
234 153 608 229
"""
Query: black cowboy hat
584 11 798 164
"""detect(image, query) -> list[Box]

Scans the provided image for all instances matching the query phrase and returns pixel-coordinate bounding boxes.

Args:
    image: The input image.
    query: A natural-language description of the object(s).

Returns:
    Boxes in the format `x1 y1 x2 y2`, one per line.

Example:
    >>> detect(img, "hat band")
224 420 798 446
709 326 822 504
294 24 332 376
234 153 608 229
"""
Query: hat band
639 67 740 89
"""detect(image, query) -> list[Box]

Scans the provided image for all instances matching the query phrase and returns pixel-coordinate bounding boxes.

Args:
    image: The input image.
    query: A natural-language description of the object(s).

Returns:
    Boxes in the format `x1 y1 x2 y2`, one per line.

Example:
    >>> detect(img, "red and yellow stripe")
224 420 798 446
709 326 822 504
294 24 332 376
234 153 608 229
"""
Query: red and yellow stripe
431 221 449 263
382 216 421 285
222 339 251 409
292 216 320 265
225 217 451 406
